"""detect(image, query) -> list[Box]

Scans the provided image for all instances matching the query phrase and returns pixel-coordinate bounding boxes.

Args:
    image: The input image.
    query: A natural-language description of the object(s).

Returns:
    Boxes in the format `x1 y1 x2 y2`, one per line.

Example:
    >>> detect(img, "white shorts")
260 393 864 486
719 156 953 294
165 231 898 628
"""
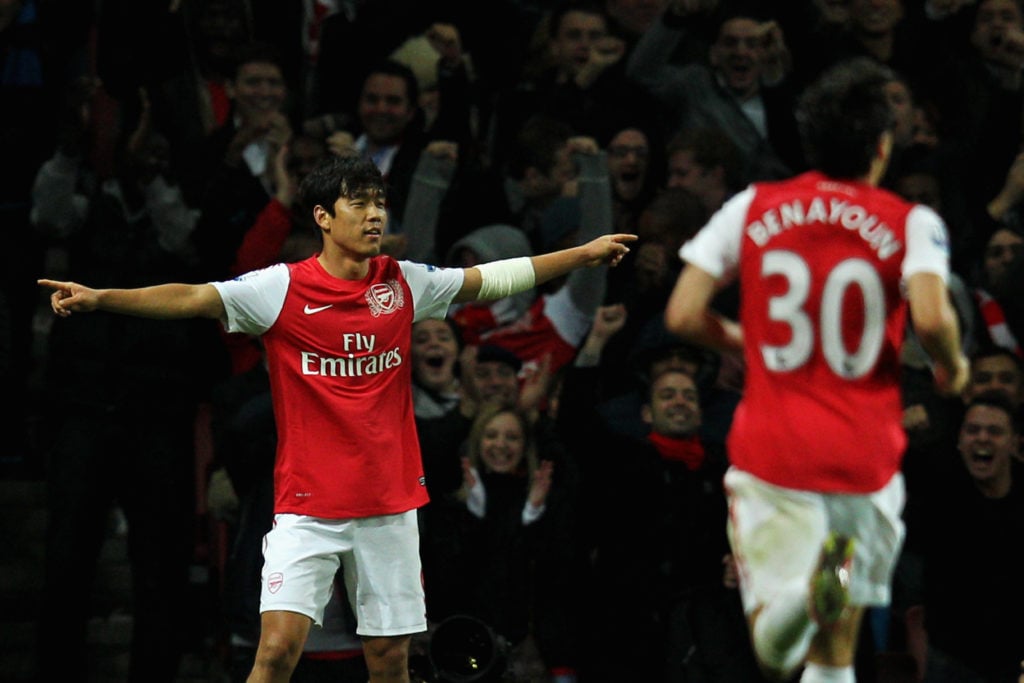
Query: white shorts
260 510 426 637
724 467 905 616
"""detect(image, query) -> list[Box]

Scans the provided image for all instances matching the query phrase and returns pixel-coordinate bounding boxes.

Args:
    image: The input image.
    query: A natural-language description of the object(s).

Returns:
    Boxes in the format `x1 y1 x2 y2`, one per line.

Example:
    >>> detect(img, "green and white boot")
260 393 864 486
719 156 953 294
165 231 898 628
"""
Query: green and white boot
810 532 855 627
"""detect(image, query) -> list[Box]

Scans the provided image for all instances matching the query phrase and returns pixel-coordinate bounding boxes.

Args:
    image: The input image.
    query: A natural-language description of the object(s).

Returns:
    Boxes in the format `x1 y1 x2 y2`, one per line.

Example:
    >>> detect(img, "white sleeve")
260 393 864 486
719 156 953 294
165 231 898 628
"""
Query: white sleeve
30 152 90 238
678 186 754 283
465 470 486 519
399 261 467 322
145 176 200 255
211 263 290 335
521 500 546 526
543 287 594 347
901 204 950 282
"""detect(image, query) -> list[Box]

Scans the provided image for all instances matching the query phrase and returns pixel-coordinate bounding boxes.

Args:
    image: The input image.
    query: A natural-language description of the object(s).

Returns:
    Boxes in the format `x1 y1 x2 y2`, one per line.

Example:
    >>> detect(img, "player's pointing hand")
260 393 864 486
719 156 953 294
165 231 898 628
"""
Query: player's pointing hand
38 279 99 316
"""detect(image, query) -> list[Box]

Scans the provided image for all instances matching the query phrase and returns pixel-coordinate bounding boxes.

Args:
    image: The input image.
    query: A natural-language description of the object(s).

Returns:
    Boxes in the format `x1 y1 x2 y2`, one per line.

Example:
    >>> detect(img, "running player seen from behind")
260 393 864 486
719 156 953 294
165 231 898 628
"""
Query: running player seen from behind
664 57 969 683
39 155 635 683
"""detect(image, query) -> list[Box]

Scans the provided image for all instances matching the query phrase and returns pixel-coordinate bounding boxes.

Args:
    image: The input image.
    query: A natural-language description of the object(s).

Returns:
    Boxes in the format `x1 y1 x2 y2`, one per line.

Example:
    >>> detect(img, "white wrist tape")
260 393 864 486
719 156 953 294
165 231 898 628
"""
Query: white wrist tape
475 256 536 300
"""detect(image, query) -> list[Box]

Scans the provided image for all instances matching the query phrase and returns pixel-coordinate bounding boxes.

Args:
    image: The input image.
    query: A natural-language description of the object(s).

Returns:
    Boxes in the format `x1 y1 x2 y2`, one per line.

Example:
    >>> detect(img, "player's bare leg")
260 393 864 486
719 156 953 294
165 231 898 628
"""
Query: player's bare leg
248 610 312 682
363 634 412 683
804 606 864 668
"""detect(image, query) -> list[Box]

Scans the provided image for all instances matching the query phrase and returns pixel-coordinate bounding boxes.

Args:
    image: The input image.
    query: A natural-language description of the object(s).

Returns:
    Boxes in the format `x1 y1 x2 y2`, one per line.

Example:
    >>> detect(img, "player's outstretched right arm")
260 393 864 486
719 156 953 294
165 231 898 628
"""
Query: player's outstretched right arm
37 279 225 321
906 271 969 396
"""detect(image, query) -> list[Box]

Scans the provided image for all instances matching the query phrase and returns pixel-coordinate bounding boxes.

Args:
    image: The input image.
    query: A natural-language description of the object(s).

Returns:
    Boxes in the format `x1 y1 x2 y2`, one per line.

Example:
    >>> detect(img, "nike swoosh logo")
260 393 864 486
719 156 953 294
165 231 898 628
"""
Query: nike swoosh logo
303 304 333 315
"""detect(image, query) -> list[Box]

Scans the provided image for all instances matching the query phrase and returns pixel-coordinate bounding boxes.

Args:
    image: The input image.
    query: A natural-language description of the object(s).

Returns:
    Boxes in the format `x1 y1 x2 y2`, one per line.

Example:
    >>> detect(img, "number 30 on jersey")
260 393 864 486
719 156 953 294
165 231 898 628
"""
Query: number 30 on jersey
760 250 885 379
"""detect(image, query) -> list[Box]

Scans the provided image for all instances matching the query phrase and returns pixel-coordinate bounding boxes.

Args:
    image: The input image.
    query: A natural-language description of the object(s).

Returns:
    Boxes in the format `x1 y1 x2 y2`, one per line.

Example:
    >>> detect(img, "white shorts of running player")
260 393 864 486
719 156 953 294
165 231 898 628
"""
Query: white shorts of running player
260 510 426 637
725 467 905 616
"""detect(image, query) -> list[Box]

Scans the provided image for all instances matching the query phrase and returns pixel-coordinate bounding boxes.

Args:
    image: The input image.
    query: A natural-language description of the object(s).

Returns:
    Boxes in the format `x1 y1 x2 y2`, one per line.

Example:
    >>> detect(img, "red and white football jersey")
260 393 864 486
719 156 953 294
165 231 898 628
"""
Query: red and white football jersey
213 255 465 518
477 287 592 378
680 171 951 493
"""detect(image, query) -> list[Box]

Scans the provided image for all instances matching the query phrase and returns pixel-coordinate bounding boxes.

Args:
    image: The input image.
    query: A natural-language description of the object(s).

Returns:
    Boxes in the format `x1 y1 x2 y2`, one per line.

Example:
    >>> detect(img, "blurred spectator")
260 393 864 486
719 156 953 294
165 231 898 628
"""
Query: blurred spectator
664 125 745 215
973 225 1024 355
659 128 747 399
0 0 79 469
153 0 252 204
964 345 1024 409
915 391 1024 683
93 0 191 101
375 139 460 263
558 305 759 682
603 188 710 394
984 151 1024 236
605 0 670 50
190 41 294 281
324 60 432 235
437 115 583 270
416 343 535 524
575 304 725 443
961 346 1024 459
787 0 947 102
886 142 978 276
893 144 983 474
31 92 217 682
488 0 662 173
228 134 325 274
899 344 1024 624
605 124 662 235
923 0 1024 243
312 0 437 118
244 0 342 122
467 140 619 377
389 23 477 145
219 133 328 376
627 1 805 182
411 317 464 421
414 343 582 679
823 0 912 69
449 404 575 679
445 224 536 345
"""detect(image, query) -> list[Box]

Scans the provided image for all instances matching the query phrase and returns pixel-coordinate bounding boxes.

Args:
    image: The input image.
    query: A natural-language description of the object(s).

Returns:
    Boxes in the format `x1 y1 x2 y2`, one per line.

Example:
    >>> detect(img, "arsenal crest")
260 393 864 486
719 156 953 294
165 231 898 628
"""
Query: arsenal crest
365 279 405 317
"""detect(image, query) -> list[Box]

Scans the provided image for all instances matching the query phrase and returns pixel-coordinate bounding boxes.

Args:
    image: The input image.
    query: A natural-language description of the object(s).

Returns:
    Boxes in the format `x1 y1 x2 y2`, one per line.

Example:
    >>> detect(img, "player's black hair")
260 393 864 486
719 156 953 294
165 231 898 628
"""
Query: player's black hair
299 155 386 217
797 57 897 179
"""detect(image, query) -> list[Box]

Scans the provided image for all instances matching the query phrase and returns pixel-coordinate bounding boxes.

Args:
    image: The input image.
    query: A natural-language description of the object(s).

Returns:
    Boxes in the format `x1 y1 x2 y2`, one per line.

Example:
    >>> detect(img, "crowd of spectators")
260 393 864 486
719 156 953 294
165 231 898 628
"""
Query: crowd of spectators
5 0 1024 681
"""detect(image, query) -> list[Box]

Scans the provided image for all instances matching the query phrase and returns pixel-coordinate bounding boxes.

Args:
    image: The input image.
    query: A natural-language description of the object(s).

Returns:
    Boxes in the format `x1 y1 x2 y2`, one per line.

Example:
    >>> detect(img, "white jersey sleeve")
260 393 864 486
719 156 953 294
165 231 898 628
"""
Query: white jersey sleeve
901 204 951 282
678 186 755 283
399 261 466 322
543 286 594 347
211 263 290 336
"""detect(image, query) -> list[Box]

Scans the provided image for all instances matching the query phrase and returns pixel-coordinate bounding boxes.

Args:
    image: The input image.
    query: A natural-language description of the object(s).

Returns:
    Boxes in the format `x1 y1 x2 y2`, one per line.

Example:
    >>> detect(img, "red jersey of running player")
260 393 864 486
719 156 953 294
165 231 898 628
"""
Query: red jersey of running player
212 255 465 518
680 171 951 493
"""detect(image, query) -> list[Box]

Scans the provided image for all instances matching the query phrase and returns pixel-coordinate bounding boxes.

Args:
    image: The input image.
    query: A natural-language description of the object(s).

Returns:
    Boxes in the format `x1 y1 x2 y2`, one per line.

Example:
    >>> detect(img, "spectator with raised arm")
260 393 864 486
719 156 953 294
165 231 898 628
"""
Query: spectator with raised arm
560 303 760 682
627 1 804 181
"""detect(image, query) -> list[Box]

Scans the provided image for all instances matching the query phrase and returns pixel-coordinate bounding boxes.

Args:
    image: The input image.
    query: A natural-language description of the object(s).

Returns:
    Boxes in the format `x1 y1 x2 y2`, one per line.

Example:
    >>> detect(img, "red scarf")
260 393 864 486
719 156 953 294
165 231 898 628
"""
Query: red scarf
975 288 1023 357
647 432 705 471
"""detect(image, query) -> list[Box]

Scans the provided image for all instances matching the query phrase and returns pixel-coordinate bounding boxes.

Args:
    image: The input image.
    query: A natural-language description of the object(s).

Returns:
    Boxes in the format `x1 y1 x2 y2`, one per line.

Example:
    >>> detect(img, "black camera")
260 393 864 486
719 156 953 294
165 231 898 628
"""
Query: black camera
414 615 510 683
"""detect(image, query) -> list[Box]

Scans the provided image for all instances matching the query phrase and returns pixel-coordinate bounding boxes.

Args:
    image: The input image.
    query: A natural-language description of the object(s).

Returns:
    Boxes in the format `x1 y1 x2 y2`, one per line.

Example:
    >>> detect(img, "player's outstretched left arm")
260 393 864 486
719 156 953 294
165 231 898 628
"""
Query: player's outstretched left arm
455 233 636 303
